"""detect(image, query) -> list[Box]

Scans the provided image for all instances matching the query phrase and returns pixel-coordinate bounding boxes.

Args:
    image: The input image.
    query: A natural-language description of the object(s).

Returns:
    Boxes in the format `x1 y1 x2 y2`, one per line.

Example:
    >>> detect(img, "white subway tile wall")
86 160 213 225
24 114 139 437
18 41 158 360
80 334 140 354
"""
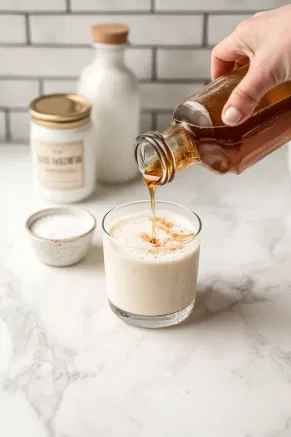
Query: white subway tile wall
30 15 204 45
71 0 151 12
43 80 78 95
0 0 287 142
157 113 173 133
155 0 289 11
0 80 39 108
207 15 251 45
157 49 211 79
141 83 203 110
0 15 26 44
141 113 153 134
0 0 66 12
0 47 151 79
10 112 30 141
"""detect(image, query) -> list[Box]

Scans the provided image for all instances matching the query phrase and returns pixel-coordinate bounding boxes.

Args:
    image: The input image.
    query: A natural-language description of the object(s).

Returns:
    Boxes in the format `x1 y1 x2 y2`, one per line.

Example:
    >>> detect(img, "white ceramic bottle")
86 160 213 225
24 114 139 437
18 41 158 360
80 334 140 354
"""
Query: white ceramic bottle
77 23 140 184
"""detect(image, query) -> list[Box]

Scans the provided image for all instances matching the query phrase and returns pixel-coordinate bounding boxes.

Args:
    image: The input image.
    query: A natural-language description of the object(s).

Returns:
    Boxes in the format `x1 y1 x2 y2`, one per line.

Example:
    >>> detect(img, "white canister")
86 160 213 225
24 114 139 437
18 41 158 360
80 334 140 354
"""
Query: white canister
29 94 96 203
77 23 140 184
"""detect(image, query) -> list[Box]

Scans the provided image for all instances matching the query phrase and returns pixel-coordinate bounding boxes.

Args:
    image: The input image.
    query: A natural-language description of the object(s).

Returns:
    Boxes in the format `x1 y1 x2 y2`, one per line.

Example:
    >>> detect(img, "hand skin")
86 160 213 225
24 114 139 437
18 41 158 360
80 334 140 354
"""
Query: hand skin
211 5 291 126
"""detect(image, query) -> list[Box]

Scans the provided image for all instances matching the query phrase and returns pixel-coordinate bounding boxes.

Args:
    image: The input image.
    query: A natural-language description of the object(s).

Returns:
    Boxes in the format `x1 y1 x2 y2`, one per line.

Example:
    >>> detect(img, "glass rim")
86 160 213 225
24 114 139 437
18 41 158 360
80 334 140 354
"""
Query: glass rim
102 200 202 248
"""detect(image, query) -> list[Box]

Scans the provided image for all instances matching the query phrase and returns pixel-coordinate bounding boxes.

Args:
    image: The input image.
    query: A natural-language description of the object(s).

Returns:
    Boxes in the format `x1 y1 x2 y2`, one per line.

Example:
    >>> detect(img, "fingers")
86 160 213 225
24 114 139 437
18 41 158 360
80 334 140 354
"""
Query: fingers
222 59 276 126
234 55 249 69
211 56 235 80
211 34 245 80
210 8 290 126
251 11 268 18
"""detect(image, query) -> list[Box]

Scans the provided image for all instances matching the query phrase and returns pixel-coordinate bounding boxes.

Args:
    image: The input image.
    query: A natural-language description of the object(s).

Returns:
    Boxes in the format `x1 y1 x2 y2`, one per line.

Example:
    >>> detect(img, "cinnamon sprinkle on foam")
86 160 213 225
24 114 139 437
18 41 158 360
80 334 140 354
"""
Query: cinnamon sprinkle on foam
140 232 161 246
155 217 174 229
139 216 195 250
109 211 197 260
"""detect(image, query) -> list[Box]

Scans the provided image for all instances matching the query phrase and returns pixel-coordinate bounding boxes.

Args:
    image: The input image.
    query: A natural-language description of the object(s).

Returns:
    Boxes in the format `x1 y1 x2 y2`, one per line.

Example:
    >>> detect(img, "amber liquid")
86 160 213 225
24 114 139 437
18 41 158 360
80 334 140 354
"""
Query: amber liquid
144 66 291 184
180 90 291 176
143 66 291 240
148 185 157 243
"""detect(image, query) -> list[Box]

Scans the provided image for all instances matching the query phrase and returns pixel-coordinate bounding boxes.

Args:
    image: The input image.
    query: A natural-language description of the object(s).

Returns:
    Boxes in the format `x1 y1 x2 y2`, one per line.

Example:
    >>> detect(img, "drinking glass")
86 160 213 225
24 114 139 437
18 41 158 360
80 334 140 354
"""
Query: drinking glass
102 200 202 328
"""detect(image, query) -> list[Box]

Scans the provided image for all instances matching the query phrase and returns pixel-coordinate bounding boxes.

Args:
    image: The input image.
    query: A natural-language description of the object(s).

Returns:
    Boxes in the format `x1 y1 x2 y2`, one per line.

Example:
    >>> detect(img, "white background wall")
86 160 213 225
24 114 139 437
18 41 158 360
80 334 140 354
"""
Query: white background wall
0 0 288 142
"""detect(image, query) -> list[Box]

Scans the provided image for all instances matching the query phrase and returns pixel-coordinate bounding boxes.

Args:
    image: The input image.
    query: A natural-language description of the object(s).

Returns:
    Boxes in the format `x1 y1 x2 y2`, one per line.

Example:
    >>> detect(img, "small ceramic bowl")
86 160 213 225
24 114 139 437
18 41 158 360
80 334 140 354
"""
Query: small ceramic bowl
26 207 96 267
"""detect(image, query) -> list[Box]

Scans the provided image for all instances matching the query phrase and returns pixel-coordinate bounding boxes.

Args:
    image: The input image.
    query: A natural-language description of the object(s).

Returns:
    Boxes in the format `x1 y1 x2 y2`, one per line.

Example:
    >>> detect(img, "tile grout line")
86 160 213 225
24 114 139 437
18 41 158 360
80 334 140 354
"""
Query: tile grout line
0 43 210 49
152 47 157 80
0 75 79 81
39 79 44 95
25 13 31 45
66 0 71 13
202 13 208 47
4 140 29 145
150 0 155 13
0 106 166 114
152 111 157 131
0 77 208 83
150 111 154 131
4 109 11 142
0 10 261 15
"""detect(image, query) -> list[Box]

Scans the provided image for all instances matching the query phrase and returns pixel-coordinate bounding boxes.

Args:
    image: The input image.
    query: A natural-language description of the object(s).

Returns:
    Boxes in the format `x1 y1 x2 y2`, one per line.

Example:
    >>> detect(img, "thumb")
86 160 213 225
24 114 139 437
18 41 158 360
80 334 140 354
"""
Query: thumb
222 61 276 126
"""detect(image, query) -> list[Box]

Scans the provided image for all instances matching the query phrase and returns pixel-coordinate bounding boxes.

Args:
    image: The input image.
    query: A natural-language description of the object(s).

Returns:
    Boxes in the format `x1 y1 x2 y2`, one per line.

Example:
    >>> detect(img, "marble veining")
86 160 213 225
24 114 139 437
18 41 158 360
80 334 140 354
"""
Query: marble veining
1 145 291 437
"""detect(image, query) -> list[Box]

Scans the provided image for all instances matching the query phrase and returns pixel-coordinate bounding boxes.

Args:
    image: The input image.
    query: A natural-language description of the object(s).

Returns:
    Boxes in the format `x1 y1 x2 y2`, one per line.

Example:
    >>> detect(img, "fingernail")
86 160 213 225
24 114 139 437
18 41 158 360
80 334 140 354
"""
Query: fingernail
222 106 242 126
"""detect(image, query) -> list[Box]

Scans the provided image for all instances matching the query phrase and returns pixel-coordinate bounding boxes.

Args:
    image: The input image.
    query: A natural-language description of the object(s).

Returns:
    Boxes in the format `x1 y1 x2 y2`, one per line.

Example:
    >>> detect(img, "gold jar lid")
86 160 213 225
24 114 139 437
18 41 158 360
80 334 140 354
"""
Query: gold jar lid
29 94 91 129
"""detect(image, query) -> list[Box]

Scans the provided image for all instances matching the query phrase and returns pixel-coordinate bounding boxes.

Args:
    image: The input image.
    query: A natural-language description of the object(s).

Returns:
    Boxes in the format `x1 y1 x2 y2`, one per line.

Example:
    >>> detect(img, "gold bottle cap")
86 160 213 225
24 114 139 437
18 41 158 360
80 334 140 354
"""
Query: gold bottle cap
29 94 91 129
91 23 129 45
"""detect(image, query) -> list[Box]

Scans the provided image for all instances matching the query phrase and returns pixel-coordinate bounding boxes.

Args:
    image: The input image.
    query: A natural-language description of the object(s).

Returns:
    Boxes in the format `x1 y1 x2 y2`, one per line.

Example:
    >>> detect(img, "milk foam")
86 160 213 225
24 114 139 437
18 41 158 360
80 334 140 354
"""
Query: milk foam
108 210 198 261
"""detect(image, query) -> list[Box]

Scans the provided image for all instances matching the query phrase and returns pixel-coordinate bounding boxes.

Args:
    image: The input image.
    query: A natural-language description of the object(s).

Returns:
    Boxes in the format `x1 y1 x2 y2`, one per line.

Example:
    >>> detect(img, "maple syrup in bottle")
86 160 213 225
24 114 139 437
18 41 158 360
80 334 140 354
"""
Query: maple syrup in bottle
134 64 291 187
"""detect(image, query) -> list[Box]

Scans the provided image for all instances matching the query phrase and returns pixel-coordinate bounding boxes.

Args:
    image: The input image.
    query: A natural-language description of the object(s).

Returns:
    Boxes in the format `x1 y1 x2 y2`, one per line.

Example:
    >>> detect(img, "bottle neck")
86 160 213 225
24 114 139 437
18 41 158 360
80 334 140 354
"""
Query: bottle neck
134 125 199 186
93 43 125 67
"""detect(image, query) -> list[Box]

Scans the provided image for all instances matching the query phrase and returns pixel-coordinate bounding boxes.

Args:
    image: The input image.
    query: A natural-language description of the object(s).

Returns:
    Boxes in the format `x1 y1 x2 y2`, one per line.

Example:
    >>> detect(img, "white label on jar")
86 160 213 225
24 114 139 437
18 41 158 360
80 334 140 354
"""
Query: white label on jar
34 140 84 190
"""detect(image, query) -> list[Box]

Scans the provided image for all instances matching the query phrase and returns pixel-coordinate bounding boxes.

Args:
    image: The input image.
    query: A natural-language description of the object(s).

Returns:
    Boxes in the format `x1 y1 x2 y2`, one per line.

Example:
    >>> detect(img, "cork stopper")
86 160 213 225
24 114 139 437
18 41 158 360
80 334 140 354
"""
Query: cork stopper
91 23 129 45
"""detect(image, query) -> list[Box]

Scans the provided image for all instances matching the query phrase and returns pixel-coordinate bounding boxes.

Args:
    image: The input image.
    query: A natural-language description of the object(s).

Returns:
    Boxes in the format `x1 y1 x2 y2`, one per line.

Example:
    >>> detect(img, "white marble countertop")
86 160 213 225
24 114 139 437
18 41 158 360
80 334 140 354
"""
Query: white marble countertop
1 144 291 437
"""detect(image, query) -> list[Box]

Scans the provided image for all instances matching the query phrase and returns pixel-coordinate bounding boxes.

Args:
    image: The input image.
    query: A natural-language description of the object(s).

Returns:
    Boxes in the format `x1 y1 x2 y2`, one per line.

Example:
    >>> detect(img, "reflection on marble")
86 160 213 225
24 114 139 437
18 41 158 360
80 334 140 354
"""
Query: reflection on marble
1 145 291 437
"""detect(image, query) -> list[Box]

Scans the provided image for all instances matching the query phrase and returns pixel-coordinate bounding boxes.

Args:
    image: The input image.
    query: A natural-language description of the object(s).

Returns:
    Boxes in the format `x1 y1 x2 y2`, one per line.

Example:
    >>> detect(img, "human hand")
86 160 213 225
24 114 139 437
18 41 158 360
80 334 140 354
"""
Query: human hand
211 5 291 126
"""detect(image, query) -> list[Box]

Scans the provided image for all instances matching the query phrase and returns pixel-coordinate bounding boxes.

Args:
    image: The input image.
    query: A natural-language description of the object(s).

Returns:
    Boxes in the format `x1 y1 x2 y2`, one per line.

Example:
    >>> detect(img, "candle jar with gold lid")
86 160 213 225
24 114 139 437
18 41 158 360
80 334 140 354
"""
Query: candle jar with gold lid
29 93 96 203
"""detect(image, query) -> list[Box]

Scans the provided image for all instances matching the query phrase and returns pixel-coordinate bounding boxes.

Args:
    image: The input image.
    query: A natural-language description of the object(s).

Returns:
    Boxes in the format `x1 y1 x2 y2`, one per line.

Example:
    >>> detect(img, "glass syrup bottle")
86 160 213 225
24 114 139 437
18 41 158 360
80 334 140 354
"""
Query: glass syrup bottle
134 64 291 188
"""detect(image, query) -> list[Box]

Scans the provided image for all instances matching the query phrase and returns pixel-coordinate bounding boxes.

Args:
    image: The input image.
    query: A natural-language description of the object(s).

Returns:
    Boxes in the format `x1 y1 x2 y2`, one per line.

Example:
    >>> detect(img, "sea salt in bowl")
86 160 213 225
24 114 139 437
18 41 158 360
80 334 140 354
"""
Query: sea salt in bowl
26 207 96 267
